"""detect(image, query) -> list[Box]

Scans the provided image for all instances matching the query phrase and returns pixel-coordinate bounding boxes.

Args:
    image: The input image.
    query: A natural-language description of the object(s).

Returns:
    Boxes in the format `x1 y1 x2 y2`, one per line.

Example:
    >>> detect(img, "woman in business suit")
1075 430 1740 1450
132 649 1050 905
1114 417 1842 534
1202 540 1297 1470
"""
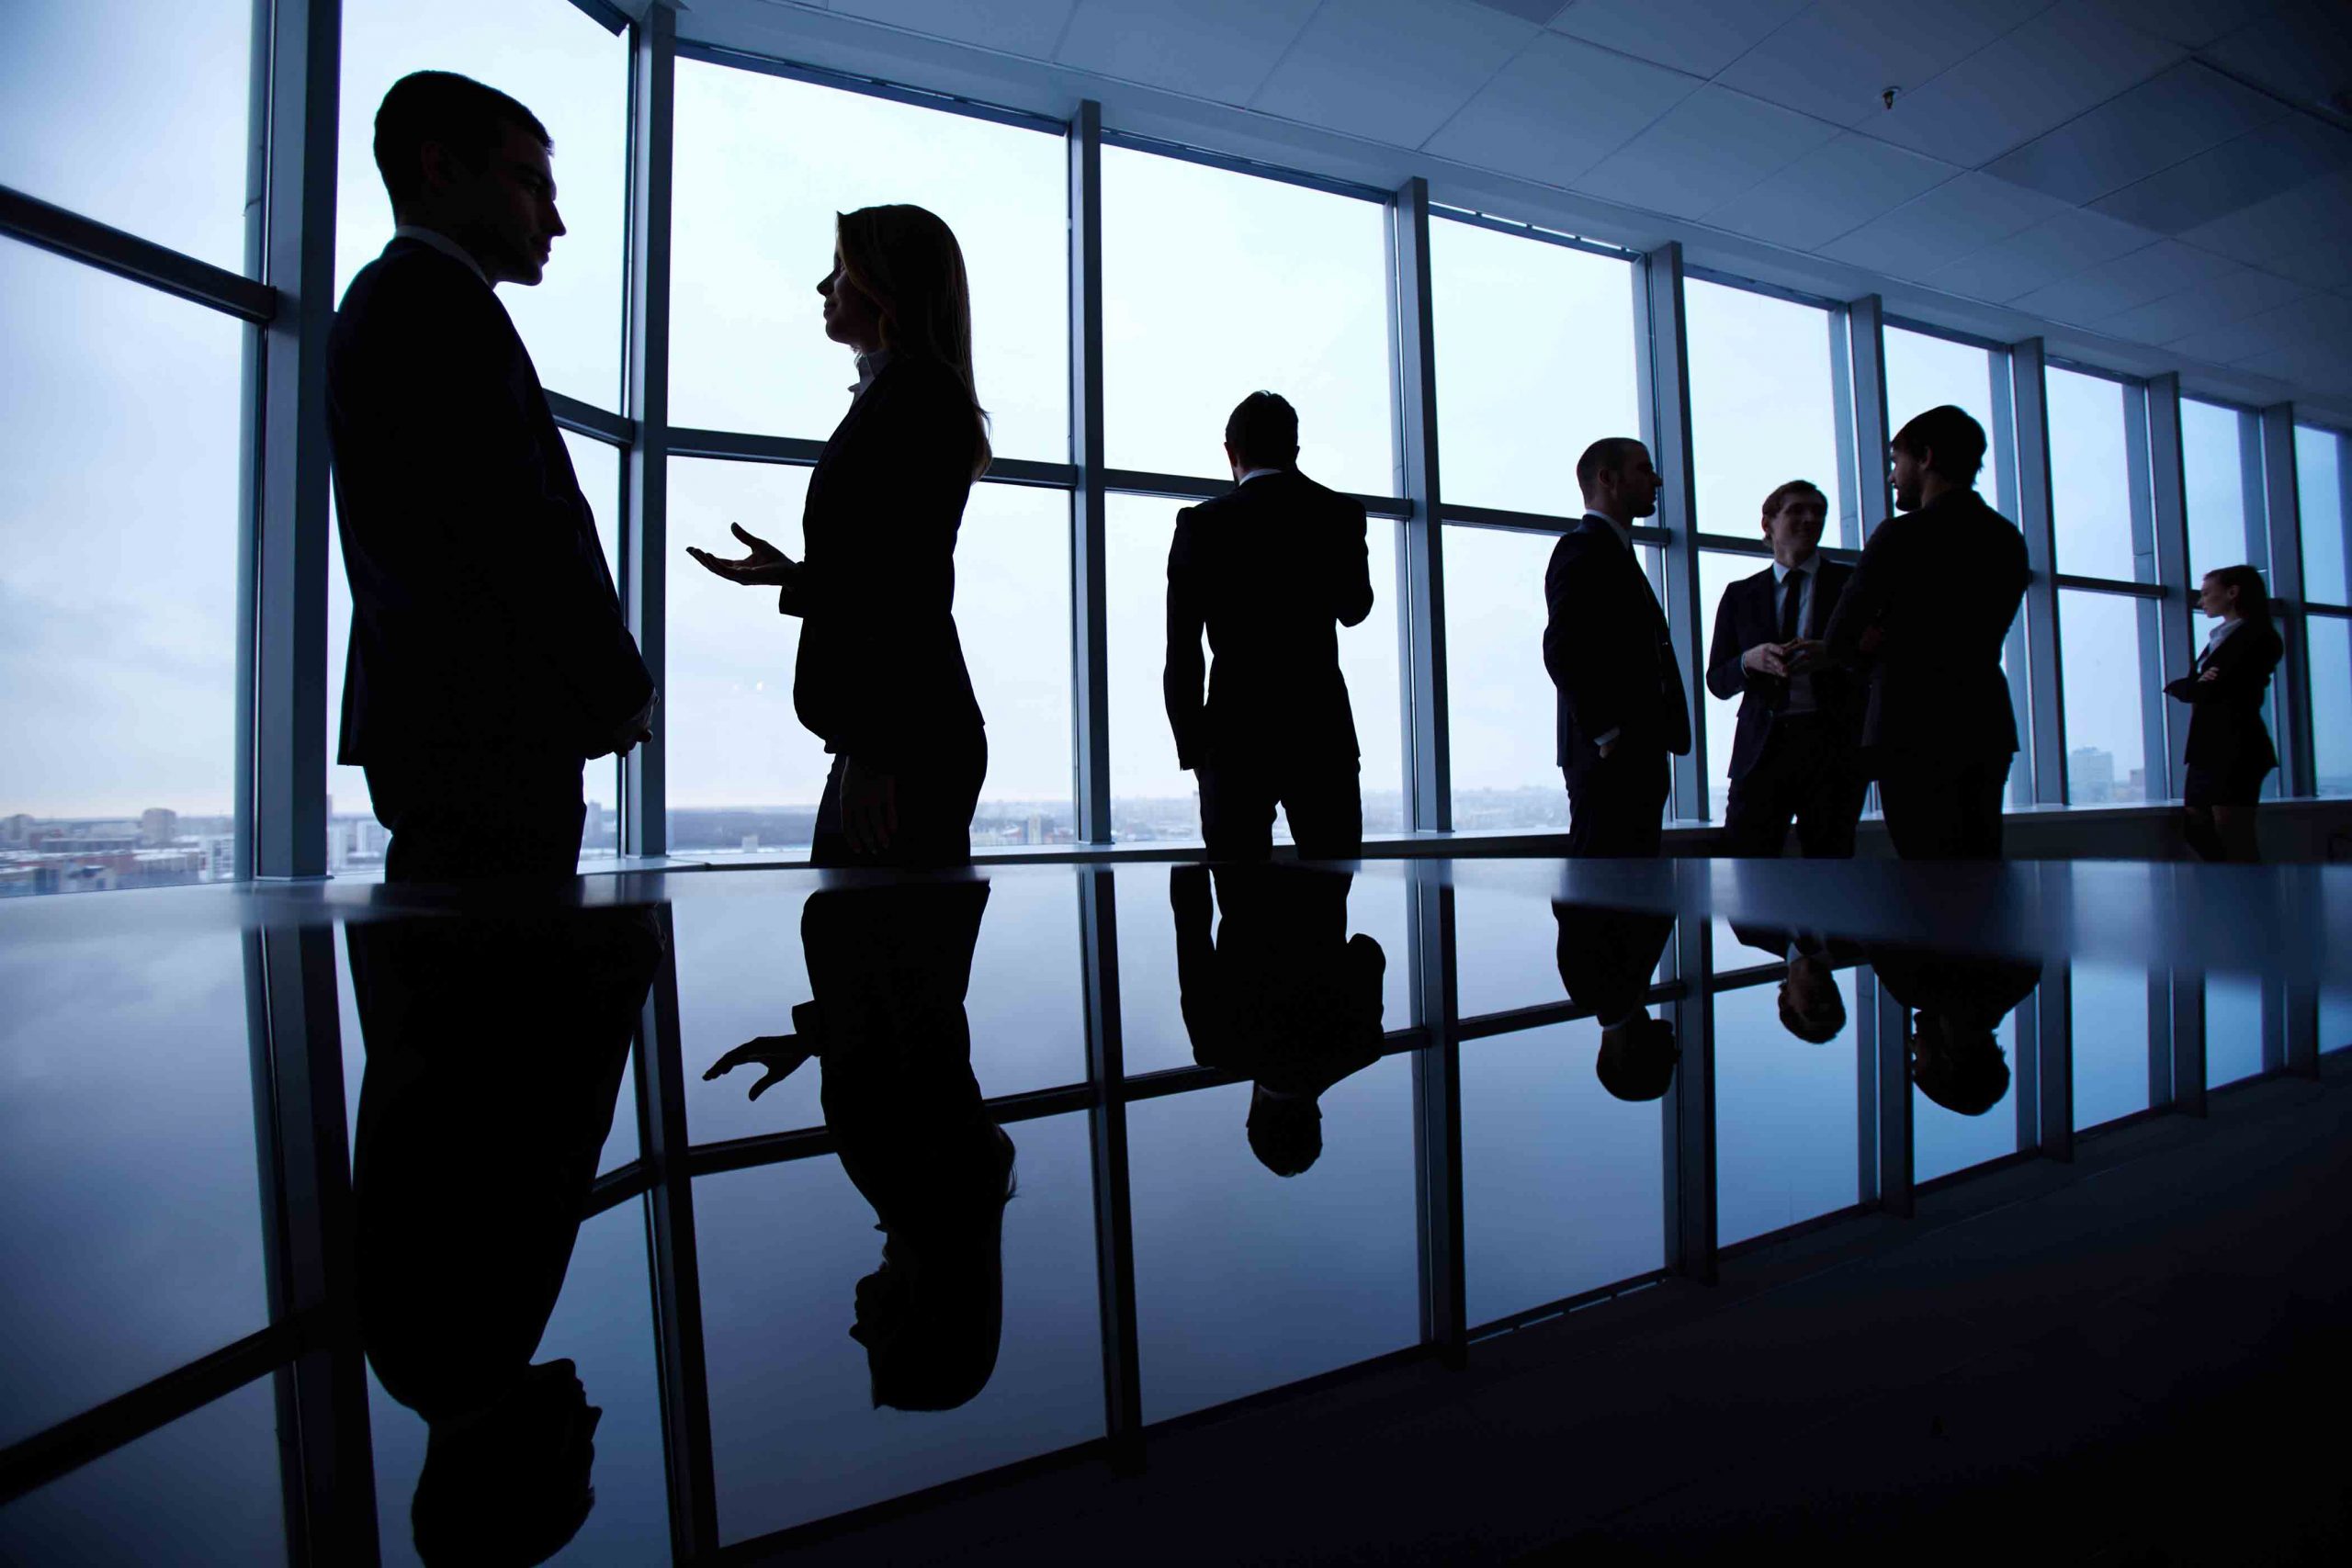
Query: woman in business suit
691 206 990 865
2165 564 2283 863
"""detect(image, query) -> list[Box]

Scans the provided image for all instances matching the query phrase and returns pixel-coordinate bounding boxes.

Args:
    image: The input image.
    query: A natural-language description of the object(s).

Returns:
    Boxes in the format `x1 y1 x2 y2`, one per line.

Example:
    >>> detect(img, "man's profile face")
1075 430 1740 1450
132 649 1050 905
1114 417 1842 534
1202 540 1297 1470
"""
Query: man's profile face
1607 445 1663 520
429 121 565 286
1889 444 1928 513
1762 490 1826 559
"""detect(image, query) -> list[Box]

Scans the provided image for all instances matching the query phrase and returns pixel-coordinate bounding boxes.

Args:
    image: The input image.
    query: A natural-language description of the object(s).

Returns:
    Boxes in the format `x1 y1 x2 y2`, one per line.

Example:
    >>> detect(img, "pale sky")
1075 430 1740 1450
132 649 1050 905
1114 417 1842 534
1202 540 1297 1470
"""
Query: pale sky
3 0 2341 825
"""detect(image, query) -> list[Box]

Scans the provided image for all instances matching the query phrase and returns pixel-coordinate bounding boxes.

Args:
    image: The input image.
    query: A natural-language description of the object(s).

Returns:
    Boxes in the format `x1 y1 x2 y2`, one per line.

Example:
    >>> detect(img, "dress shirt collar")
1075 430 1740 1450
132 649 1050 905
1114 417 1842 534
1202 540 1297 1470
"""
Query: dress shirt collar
849 348 892 400
391 223 489 288
1770 553 1821 585
1236 467 1287 488
1582 509 1633 553
2204 616 2244 650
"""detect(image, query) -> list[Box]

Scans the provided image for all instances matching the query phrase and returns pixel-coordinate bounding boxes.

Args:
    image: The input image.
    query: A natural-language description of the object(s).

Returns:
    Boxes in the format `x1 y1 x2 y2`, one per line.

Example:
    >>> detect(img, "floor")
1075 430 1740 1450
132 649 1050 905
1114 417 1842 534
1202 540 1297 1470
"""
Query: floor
762 1055 2352 1565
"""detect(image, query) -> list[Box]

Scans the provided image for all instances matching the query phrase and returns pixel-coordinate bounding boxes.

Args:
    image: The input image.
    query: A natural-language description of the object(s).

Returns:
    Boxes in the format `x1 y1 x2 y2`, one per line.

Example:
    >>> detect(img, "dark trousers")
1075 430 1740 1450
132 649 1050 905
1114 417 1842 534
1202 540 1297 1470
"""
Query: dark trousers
366 752 586 884
1563 747 1671 858
1723 715 1869 858
1876 755 2011 861
1197 757 1363 861
809 733 988 868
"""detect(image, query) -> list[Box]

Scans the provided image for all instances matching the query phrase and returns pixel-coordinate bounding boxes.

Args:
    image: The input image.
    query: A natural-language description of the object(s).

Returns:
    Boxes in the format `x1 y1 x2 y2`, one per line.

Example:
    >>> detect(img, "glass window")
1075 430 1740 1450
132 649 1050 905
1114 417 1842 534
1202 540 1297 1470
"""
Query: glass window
1 242 244 896
1713 980 1860 1247
2045 367 2143 581
336 0 628 407
1106 493 1402 843
671 62 1067 459
2071 959 2151 1131
0 1 253 271
2059 590 2150 804
2183 399 2259 583
1699 548 1770 821
2298 425 2348 607
1102 151 1391 493
667 463 1073 856
1444 526 1569 829
1462 1020 1665 1325
1128 1062 1420 1422
1685 280 1849 543
2205 974 2265 1089
1884 326 2000 517
326 430 622 862
2309 615 2352 795
1431 220 1638 517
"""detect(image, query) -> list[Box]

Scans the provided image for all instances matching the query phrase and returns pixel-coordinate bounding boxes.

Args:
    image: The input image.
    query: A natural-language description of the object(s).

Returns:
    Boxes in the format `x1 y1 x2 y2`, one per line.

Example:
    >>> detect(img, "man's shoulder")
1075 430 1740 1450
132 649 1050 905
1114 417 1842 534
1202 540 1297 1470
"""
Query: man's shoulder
336 242 500 338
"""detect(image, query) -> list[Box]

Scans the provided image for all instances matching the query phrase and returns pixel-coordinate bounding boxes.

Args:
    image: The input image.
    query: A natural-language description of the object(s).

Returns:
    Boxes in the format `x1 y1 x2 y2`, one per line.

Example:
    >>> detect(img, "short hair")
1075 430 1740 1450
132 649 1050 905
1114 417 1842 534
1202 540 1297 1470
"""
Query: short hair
1761 479 1827 523
1778 978 1847 1044
1225 391 1299 468
1594 1017 1679 1102
1909 1015 2009 1116
1891 405 1987 485
374 71 550 209
1247 1095 1323 1177
1577 437 1647 495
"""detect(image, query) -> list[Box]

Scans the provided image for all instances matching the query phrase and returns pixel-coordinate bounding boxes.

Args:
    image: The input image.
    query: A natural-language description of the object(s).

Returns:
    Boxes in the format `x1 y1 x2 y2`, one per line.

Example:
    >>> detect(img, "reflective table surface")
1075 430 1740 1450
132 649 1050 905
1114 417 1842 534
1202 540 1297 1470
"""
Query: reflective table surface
2 858 2346 1563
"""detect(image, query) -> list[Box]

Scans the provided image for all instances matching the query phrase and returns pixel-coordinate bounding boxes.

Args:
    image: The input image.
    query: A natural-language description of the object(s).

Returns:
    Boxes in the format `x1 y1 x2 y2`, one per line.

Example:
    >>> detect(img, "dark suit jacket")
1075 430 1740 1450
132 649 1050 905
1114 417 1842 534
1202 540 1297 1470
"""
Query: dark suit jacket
2165 620 2282 773
1544 517 1692 768
790 357 986 773
1173 865 1385 1097
1703 558 1861 783
1867 946 2043 1031
1821 490 2029 765
1164 470 1373 773
328 239 650 768
1554 901 1676 1026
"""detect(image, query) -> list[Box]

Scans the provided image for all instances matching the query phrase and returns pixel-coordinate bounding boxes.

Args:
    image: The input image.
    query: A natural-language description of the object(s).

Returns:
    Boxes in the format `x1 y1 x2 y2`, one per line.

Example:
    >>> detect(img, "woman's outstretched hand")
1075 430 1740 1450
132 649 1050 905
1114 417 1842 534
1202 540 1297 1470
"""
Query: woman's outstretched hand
687 523 801 587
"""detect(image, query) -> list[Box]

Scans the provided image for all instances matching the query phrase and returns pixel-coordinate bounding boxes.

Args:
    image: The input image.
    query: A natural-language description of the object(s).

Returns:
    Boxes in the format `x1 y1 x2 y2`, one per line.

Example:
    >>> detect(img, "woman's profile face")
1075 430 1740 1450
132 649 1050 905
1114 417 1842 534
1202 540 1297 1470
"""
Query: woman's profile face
2199 573 2237 618
817 248 886 351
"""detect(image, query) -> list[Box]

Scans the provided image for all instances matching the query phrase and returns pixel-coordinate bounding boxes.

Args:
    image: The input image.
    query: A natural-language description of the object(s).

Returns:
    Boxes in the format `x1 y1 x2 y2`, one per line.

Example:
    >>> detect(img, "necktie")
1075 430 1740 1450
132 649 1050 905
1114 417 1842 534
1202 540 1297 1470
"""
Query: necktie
1778 570 1804 644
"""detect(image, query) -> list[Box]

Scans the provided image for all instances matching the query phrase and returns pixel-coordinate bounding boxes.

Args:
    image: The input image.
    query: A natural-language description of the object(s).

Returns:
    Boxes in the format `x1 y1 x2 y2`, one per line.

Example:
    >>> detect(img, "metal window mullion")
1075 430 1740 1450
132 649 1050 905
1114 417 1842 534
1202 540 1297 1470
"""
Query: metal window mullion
1992 348 2034 806
1408 865 1464 1361
2032 954 2074 1162
246 923 379 1564
622 6 675 857
1390 177 1449 832
1847 294 1890 543
2010 338 2067 804
1873 964 1913 1218
245 0 340 881
1078 869 1143 1468
1664 869 1715 1280
2263 404 2315 796
1855 968 1881 1206
2147 375 2195 798
1637 243 1705 818
2123 382 2169 801
2169 965 2209 1117
1070 102 1112 845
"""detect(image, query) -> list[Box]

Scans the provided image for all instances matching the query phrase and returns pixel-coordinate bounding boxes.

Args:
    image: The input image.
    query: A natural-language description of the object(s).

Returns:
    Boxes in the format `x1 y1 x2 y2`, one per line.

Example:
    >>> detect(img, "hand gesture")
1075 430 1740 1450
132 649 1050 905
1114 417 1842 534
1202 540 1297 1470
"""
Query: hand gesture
687 524 800 588
1781 637 1828 674
703 1032 815 1100
1742 642 1792 678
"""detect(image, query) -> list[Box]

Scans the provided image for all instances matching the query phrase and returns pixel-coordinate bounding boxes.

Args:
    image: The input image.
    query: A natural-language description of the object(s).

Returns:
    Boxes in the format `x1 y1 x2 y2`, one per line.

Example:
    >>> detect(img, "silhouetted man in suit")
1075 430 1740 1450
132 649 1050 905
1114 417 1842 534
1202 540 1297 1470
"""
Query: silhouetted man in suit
1824 407 2029 861
1166 392 1374 861
1554 901 1679 1100
1729 922 1857 1044
1171 864 1385 1176
330 72 653 881
350 903 663 1564
1867 944 2042 1117
1544 439 1692 857
1704 479 1866 858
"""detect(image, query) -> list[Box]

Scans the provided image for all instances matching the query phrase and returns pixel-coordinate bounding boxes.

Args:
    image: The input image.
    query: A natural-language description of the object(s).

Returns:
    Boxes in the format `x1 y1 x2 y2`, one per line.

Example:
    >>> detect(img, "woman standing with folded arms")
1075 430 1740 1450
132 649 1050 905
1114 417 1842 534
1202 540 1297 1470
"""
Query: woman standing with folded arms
691 205 990 866
2165 564 2282 863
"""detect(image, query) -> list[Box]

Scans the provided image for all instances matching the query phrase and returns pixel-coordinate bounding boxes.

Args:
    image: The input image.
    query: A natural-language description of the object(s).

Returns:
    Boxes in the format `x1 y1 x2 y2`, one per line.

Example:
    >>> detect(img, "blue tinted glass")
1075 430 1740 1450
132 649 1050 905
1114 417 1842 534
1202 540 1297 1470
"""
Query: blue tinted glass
2205 974 2266 1089
2059 589 2150 804
2071 959 2152 1131
2183 400 2258 584
2310 615 2352 796
1686 280 1849 539
2046 367 2141 581
2296 425 2347 607
1445 525 1574 825
1713 980 1860 1247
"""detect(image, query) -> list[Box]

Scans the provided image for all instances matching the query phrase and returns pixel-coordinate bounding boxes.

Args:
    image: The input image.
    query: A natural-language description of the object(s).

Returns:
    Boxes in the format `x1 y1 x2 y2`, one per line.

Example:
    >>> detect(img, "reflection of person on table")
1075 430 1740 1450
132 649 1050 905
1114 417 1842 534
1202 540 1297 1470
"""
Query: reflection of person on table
706 881 1011 1410
1553 902 1679 1100
1866 945 2042 1116
1729 923 1857 1044
350 904 662 1564
1171 864 1385 1176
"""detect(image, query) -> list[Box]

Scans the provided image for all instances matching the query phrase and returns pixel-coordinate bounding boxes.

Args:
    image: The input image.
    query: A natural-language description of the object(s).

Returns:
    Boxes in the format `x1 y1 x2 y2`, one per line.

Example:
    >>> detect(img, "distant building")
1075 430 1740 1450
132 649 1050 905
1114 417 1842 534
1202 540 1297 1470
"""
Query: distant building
2071 747 2115 803
140 807 179 846
1 814 32 846
2126 767 2147 802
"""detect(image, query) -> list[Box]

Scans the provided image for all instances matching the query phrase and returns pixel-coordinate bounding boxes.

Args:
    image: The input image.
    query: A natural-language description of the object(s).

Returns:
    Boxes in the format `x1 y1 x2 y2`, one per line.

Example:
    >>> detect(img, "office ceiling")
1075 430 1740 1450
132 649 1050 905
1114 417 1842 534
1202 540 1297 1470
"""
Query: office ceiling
672 0 2352 412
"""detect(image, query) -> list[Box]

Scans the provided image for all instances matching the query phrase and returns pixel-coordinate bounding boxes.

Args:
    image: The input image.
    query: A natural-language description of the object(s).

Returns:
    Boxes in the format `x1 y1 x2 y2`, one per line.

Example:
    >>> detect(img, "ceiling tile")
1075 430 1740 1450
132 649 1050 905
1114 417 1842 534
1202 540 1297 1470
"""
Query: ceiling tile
2196 266 2313 320
2100 286 2245 344
1250 0 1539 148
1984 61 2288 204
1704 131 1961 250
1865 0 2184 169
2238 343 2352 395
2264 240 2349 288
1423 29 1700 183
1714 0 2049 129
1546 0 1811 80
2093 113 2352 235
2167 317 2297 360
1927 207 2158 301
2010 238 2240 321
830 1 1079 58
2084 0 2281 49
1818 168 2069 278
2177 164 2352 263
1575 85 1839 220
2200 0 2352 111
1054 0 1322 104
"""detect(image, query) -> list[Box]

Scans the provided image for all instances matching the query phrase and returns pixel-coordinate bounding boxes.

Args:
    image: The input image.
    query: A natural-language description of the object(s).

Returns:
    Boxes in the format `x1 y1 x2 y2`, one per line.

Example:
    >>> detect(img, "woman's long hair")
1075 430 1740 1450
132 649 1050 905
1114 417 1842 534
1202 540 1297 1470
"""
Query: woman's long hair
835 204 991 479
2208 564 2274 632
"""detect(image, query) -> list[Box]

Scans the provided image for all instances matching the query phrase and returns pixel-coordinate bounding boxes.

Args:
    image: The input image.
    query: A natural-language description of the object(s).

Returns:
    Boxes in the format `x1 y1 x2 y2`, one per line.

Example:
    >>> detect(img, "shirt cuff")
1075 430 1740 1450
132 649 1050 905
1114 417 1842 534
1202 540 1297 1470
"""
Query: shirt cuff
1594 727 1622 750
